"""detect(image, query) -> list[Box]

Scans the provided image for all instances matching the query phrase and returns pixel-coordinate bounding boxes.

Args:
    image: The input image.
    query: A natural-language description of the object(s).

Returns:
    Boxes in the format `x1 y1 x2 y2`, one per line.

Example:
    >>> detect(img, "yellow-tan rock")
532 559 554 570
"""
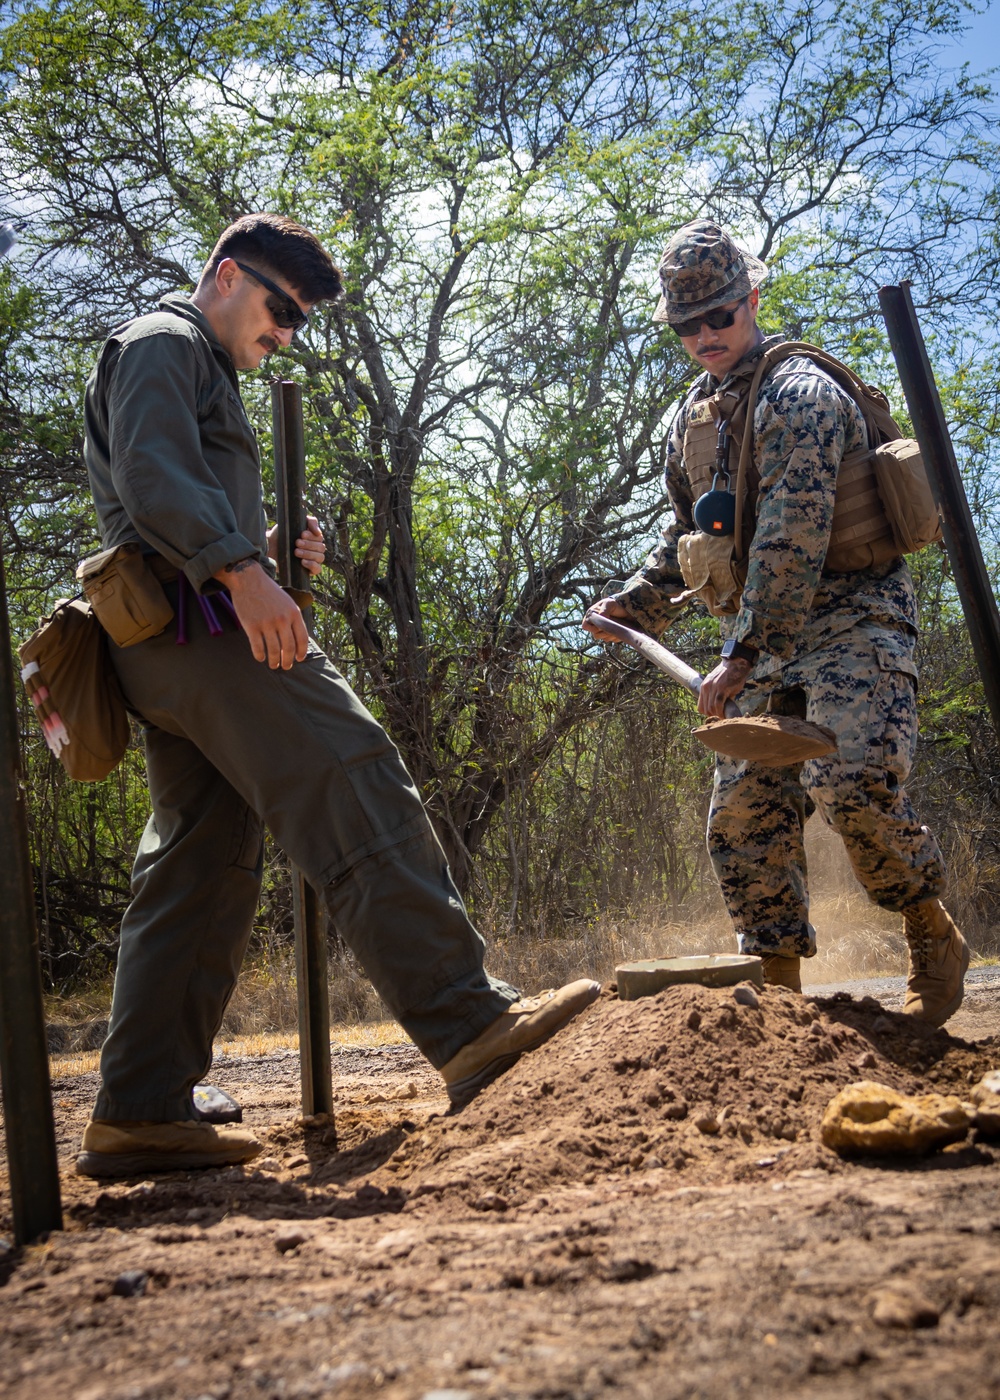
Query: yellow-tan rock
868 1283 940 1329
968 1070 1000 1139
820 1080 970 1156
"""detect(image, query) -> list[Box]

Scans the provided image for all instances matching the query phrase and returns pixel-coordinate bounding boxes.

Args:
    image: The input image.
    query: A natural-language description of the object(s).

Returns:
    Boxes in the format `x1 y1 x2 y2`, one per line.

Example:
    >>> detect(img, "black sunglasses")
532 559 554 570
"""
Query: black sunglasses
234 261 309 331
670 297 748 339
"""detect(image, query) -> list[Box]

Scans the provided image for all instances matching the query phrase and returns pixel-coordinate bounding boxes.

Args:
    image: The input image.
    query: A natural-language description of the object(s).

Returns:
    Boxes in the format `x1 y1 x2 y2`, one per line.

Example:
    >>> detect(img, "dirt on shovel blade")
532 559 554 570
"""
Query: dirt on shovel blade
693 712 838 763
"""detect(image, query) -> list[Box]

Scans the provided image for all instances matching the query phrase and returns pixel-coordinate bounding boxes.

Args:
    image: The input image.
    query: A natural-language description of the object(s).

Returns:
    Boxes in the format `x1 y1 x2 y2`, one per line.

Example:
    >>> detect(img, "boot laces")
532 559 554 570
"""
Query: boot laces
906 904 936 972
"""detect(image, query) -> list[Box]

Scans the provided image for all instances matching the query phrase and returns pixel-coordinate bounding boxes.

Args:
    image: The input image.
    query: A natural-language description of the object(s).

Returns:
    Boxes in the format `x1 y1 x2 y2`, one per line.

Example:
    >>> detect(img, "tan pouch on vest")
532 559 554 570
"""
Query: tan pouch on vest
873 438 942 554
675 532 747 618
824 438 941 571
823 448 898 571
18 598 130 782
76 543 175 647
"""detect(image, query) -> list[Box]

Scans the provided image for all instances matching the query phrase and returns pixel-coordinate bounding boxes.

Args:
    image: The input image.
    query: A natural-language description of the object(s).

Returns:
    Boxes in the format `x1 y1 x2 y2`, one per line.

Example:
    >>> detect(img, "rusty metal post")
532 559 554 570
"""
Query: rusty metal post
0 535 63 1242
878 282 1000 744
271 380 333 1120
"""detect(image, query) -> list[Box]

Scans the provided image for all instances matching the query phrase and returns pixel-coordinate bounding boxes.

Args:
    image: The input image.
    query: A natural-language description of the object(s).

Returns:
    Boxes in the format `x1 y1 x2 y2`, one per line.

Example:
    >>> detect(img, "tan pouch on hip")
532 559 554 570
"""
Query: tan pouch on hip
76 542 175 647
18 597 130 782
674 531 747 618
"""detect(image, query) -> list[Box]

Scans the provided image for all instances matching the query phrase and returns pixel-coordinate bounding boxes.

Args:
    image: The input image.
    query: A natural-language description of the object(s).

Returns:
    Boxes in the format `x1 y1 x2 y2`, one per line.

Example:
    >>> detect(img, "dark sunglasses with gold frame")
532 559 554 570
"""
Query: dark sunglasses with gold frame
234 261 309 332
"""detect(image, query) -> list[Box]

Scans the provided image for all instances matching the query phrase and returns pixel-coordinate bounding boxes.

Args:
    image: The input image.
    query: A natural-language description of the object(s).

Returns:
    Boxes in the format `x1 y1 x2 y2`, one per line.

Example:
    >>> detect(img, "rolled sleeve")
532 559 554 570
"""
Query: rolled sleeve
106 333 258 591
184 533 259 594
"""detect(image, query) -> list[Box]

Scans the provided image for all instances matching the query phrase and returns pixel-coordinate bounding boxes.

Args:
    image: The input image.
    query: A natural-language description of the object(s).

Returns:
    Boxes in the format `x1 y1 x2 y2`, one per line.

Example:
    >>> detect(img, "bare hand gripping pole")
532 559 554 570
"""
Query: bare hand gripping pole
271 380 334 1124
588 614 836 765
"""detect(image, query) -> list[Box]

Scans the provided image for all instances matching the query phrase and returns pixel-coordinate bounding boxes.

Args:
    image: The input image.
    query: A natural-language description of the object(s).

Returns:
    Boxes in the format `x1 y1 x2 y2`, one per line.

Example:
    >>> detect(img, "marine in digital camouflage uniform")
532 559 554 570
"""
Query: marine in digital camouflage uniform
584 219 968 1025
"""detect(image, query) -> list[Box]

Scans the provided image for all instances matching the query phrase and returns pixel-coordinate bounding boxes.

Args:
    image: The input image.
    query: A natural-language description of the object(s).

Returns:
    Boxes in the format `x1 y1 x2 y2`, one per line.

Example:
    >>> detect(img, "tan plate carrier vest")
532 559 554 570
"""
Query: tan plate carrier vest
676 341 942 617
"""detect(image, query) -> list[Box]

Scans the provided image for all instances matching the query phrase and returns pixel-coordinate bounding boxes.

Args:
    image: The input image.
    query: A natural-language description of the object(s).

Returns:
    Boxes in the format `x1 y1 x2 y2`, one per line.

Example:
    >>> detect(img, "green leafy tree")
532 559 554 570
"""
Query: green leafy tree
2 0 999 958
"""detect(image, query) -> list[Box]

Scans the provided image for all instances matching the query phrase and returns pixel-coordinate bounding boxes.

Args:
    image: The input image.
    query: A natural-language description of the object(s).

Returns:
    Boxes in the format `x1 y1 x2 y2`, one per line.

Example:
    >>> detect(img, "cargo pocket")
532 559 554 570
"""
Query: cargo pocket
867 646 919 780
227 804 265 873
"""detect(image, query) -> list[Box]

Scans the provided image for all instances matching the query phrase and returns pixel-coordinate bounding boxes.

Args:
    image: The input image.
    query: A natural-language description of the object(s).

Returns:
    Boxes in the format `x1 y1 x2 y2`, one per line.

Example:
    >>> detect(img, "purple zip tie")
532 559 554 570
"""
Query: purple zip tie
176 573 188 645
175 573 240 640
197 592 224 636
215 591 243 630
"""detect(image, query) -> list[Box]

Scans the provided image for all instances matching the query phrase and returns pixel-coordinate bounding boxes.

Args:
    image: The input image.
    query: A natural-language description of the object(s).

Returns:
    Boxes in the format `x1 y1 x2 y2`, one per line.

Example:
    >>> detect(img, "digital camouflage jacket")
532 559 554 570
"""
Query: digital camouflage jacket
611 336 918 675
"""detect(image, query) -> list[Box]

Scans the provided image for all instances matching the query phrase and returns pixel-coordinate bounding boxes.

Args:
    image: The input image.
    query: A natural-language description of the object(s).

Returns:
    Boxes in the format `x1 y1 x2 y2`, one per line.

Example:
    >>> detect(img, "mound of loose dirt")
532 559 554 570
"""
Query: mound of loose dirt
360 983 997 1203
6 987 1000 1400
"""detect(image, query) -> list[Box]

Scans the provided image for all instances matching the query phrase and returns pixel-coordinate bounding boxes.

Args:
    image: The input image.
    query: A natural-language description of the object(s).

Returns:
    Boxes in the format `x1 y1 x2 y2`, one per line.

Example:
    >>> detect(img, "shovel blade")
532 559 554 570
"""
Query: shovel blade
693 714 837 765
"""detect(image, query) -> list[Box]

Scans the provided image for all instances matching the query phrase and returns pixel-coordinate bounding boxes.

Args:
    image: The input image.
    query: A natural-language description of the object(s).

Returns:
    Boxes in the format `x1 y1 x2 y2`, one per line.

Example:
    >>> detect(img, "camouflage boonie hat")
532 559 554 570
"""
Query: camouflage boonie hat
652 219 768 325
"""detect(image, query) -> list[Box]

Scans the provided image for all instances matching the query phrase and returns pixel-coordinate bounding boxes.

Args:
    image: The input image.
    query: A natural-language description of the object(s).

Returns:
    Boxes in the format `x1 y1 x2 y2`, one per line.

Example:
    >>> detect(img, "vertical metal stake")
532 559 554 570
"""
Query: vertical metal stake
878 282 1000 746
291 872 328 1114
271 380 334 1121
0 536 63 1242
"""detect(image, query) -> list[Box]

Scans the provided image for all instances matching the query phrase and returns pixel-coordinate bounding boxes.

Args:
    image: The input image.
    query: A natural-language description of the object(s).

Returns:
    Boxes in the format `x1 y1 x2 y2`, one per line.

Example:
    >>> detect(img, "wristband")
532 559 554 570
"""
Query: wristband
720 637 758 664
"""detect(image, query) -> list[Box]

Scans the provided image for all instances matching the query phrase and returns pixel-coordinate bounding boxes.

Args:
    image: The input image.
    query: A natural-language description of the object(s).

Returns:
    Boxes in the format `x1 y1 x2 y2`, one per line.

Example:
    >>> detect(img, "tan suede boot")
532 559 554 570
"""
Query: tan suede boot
440 979 601 1107
903 897 970 1027
77 1118 262 1178
760 955 802 993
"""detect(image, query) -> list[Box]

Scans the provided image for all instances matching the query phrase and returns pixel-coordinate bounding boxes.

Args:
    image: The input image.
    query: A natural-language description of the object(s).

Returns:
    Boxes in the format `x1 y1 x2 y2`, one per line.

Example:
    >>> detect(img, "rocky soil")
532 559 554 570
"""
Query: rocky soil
2 977 1000 1399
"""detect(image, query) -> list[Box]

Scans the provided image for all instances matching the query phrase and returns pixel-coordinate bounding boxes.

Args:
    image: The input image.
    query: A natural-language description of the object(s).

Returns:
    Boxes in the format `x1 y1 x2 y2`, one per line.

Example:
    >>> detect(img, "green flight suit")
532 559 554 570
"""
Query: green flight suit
83 295 515 1122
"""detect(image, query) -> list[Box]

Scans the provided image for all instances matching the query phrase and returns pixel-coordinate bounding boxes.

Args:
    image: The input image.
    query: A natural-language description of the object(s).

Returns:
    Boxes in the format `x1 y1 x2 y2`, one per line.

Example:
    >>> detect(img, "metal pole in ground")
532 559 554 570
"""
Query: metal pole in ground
878 282 1000 744
271 379 334 1122
0 218 62 1241
0 536 63 1242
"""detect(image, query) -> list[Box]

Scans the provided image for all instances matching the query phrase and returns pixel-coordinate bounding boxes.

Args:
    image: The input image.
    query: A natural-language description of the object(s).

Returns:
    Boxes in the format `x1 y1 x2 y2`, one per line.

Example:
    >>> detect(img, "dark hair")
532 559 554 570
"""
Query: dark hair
207 213 344 303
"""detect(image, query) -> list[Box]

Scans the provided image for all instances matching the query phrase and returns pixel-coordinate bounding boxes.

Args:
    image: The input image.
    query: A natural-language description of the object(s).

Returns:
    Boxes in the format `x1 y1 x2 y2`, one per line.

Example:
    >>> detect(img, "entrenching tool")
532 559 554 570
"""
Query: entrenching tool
588 615 836 765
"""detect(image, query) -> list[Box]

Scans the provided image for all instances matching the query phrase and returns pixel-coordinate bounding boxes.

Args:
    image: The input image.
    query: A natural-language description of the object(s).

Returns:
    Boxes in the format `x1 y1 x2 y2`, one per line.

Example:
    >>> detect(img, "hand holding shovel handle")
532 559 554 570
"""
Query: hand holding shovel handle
585 612 836 765
585 614 742 718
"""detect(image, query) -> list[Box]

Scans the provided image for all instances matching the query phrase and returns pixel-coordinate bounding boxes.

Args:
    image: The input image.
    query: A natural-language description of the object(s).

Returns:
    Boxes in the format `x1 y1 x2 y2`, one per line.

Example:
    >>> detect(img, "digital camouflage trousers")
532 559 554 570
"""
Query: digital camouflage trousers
707 623 945 959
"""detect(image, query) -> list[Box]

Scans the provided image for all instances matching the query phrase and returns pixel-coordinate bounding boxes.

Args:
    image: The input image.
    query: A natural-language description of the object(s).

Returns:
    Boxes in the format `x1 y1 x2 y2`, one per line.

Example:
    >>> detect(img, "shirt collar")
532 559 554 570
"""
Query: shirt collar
157 293 238 385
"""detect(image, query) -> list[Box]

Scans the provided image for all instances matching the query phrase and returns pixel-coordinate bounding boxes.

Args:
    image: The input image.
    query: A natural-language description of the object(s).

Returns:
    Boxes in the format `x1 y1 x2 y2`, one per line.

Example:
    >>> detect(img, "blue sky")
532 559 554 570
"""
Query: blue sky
941 3 1000 96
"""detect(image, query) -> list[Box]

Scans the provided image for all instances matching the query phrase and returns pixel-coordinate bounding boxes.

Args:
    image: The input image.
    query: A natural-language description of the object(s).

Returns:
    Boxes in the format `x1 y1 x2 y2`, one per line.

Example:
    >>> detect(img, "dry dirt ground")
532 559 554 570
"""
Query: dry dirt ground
2 976 1000 1400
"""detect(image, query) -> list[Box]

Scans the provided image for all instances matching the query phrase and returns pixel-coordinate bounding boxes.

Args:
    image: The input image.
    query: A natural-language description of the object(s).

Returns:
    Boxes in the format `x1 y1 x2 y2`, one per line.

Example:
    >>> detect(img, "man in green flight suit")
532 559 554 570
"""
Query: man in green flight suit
585 219 968 1023
77 212 598 1178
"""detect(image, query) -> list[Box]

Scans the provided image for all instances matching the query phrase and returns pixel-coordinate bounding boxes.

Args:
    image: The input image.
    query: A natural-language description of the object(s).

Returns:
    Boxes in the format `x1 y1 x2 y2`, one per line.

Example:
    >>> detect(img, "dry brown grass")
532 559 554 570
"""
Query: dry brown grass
43 813 999 1073
51 1020 408 1079
483 814 999 990
49 1048 102 1077
213 1022 407 1059
218 954 299 1038
43 980 114 1030
482 895 906 993
217 948 386 1038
